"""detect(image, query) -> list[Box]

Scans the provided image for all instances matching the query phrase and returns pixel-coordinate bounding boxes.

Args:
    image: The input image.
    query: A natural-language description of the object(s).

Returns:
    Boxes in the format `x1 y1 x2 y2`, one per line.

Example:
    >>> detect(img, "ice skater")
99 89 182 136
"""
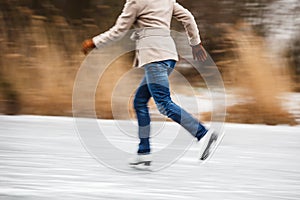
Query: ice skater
82 0 218 166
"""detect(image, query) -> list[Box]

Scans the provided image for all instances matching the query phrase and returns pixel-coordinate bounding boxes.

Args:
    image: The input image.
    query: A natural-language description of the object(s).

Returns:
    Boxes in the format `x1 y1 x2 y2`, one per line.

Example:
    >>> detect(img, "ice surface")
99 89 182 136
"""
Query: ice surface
0 115 300 200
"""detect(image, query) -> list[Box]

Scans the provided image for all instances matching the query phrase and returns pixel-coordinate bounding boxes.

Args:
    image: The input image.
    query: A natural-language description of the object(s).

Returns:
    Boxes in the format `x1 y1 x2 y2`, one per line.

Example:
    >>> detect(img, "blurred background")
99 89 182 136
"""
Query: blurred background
0 0 299 125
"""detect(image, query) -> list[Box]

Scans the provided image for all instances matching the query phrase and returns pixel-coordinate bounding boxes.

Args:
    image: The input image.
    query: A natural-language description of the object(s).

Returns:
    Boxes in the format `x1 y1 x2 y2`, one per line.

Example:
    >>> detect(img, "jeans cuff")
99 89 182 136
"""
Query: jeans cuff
196 129 208 141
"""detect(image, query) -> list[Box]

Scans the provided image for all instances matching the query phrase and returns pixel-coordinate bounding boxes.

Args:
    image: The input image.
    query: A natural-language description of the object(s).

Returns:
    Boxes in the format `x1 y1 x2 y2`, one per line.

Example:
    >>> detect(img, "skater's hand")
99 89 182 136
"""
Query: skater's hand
82 39 96 55
192 43 207 62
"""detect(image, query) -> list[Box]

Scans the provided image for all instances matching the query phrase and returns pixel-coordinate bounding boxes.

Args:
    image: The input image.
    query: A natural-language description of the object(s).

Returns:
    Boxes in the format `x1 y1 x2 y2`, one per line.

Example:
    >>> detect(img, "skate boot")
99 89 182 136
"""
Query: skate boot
128 154 152 166
200 131 218 160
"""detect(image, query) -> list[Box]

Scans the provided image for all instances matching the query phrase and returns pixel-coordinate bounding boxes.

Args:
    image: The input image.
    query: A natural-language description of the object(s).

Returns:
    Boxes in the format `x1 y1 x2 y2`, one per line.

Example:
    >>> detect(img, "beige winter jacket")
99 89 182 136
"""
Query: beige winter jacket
92 0 201 67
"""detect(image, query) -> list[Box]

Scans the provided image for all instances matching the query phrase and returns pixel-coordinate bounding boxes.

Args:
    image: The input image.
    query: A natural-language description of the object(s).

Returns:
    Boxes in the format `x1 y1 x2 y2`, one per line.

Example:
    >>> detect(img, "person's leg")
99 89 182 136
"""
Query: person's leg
133 77 152 154
132 61 180 155
144 60 207 140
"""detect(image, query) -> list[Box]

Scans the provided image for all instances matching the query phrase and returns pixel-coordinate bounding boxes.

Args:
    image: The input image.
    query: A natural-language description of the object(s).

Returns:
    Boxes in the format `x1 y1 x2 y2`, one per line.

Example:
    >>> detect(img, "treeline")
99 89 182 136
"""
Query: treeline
0 0 299 116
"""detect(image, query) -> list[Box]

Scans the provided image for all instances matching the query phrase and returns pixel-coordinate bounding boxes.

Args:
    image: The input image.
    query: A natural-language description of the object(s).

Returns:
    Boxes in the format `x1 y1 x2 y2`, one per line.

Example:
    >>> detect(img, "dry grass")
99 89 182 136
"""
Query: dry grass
0 16 80 116
95 53 134 119
0 13 298 126
202 23 297 125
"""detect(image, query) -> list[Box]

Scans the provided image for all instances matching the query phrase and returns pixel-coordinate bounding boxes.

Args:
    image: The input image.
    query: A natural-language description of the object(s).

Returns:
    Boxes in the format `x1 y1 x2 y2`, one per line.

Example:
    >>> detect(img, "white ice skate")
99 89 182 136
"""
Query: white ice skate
128 154 152 167
198 129 219 161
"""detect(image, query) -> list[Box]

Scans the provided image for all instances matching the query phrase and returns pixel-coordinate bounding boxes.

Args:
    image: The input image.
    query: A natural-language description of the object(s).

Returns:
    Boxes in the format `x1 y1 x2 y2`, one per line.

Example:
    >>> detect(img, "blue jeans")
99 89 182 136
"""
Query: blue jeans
133 60 208 154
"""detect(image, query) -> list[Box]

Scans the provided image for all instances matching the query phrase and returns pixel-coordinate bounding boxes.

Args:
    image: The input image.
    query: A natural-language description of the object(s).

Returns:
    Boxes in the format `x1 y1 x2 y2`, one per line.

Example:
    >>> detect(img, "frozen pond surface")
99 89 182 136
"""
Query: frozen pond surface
0 115 300 200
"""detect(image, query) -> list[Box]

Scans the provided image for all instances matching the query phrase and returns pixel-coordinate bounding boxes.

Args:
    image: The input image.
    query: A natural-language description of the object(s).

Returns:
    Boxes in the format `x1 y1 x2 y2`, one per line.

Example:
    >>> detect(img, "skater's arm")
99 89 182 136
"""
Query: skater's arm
82 0 138 54
173 2 201 46
173 2 207 61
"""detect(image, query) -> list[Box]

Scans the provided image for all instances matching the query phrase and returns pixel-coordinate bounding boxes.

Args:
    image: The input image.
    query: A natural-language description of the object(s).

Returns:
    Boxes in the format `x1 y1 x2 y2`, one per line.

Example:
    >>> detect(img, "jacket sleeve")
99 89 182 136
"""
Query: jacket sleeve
173 2 201 46
92 0 138 48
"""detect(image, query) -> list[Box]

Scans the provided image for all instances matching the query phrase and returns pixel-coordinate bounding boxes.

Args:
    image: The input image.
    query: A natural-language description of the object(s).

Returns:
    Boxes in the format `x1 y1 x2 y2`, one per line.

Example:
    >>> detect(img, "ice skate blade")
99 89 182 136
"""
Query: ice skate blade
129 161 151 166
200 134 218 160
129 162 152 171
199 131 225 164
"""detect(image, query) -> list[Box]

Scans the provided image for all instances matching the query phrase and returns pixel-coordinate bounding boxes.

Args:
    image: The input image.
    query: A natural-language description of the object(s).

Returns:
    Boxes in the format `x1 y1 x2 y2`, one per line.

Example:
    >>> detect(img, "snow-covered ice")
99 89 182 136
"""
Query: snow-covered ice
0 115 300 200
